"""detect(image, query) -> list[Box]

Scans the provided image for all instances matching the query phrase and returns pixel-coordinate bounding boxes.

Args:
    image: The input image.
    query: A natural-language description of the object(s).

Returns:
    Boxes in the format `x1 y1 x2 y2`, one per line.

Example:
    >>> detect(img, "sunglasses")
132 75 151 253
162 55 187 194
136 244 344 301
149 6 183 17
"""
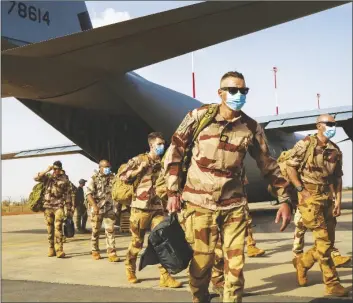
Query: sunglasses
320 121 336 127
53 167 61 171
220 87 250 95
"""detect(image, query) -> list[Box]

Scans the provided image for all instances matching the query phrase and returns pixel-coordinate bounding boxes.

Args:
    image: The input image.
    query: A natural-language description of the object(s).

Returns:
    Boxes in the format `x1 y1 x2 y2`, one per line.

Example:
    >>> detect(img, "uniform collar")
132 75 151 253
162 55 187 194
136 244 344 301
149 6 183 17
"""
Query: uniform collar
214 111 242 124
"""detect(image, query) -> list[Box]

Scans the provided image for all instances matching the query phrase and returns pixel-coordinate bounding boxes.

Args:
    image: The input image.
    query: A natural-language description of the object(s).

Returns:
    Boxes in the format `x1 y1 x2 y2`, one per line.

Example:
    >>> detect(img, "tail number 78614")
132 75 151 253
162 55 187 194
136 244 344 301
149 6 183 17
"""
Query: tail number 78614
8 1 50 26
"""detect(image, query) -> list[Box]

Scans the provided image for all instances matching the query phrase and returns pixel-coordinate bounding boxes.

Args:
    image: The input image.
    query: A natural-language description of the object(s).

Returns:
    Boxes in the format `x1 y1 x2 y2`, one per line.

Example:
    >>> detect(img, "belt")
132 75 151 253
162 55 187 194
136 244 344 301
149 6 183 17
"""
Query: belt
303 183 330 193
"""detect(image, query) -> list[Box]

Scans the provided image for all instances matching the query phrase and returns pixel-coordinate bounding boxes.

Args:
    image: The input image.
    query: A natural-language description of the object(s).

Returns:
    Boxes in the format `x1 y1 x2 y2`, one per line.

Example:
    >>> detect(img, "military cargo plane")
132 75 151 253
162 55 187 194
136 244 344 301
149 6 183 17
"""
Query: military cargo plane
2 1 352 202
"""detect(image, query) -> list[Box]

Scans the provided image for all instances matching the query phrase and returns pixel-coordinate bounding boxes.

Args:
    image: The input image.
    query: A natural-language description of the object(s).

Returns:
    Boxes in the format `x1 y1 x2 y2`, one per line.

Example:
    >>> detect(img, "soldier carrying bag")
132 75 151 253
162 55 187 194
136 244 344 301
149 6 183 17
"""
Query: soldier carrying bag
28 180 48 212
112 154 150 206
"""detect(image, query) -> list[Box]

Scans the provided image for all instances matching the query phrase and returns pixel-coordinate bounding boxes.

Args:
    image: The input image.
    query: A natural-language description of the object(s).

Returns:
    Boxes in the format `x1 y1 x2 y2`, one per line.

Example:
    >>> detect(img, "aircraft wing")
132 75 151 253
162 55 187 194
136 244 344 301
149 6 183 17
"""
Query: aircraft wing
1 144 88 161
2 1 348 99
256 105 353 140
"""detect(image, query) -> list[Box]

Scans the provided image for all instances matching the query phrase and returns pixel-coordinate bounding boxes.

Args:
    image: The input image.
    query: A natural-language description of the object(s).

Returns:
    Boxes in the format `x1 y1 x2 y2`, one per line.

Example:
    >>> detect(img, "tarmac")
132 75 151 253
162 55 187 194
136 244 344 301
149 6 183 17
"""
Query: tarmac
2 192 352 302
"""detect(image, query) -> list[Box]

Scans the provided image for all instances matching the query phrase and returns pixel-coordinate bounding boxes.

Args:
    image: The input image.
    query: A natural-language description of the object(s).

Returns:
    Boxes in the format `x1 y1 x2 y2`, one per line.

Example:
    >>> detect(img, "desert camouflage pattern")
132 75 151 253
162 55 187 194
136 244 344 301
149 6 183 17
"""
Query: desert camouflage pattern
86 171 115 214
293 202 339 257
211 206 256 289
164 105 290 210
285 134 343 185
35 172 72 211
90 204 116 253
44 208 65 252
125 208 166 273
119 153 164 210
295 188 340 286
180 203 248 303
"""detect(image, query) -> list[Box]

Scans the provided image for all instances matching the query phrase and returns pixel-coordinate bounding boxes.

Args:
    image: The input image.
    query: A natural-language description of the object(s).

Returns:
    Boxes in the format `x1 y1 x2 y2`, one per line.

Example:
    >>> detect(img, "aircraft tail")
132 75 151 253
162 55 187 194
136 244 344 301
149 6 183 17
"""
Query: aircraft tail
1 1 92 50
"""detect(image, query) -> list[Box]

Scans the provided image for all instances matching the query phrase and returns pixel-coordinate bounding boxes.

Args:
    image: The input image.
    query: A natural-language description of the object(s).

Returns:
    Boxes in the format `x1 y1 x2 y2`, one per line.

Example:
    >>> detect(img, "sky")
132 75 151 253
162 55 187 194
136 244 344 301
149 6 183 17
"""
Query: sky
1 1 352 201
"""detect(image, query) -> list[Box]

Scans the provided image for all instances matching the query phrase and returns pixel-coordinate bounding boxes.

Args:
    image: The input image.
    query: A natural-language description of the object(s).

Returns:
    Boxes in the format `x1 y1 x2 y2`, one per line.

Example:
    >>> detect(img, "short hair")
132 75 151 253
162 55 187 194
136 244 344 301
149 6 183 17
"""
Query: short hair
220 71 245 84
53 160 62 168
148 132 164 145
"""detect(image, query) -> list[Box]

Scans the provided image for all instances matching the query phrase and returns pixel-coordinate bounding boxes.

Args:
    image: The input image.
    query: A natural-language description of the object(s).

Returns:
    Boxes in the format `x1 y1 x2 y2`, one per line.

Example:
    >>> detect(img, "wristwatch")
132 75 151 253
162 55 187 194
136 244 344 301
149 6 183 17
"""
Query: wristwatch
296 185 304 192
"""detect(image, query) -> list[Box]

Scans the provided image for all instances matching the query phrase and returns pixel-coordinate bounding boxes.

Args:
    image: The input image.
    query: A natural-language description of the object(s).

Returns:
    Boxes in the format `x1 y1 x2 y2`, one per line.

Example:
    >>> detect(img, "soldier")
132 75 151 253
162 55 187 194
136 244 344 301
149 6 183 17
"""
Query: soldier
164 71 292 303
74 179 88 233
119 132 181 288
86 160 120 262
211 208 265 296
34 160 72 258
287 114 349 296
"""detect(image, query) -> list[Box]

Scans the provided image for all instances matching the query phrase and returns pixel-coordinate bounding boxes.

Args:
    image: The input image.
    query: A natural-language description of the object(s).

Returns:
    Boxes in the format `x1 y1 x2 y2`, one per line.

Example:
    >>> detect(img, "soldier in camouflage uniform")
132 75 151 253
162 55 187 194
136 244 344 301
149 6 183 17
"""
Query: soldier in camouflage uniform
34 161 72 258
286 114 348 297
164 71 292 303
119 132 181 288
86 160 120 262
74 179 88 233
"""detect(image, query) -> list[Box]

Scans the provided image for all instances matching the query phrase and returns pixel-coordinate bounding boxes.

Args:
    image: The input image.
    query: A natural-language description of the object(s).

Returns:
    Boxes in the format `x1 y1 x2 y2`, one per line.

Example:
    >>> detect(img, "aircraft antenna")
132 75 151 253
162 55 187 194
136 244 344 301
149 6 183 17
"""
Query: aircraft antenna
317 93 321 109
272 66 279 115
192 52 196 98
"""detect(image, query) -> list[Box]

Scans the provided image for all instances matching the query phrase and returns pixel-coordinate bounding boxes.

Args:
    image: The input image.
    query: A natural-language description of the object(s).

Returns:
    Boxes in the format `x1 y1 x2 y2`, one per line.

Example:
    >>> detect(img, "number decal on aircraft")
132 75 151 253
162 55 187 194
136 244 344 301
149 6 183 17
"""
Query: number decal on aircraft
7 1 50 26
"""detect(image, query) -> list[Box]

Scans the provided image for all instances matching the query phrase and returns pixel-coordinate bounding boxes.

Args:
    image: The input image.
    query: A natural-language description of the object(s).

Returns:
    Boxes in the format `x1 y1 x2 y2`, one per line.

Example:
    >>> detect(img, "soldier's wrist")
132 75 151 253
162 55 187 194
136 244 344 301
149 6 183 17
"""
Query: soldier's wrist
280 199 293 212
167 190 179 198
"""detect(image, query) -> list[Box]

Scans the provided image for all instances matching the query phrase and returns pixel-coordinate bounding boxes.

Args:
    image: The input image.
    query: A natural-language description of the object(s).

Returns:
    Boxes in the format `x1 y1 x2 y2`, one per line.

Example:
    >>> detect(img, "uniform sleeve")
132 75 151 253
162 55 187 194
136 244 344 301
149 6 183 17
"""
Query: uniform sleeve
248 123 290 202
65 181 73 210
85 176 95 197
163 109 199 197
34 173 49 183
119 156 142 182
333 151 344 178
285 139 310 169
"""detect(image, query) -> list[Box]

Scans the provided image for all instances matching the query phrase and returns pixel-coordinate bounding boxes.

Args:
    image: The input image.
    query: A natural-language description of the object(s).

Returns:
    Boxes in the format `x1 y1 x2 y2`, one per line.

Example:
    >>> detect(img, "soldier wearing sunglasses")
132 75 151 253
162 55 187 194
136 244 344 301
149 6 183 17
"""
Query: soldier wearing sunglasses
164 71 292 303
34 160 73 258
286 114 349 297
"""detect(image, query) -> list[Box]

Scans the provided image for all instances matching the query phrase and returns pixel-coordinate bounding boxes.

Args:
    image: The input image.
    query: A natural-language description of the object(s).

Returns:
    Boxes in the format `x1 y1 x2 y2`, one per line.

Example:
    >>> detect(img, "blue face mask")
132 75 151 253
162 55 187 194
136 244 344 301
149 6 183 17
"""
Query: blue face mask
103 167 111 175
225 92 246 111
324 126 336 139
155 144 165 157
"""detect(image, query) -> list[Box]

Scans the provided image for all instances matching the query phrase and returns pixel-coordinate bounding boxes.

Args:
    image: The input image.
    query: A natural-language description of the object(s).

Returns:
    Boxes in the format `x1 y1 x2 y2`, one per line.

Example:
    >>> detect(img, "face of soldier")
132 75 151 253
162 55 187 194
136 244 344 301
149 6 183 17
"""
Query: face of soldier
150 138 165 157
317 116 337 139
52 166 62 176
99 161 111 175
218 77 248 112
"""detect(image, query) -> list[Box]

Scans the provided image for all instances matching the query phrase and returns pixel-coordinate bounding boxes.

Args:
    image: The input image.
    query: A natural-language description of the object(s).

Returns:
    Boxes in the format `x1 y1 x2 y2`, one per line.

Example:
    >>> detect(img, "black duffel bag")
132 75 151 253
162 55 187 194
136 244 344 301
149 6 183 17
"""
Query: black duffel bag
139 213 193 275
63 217 75 238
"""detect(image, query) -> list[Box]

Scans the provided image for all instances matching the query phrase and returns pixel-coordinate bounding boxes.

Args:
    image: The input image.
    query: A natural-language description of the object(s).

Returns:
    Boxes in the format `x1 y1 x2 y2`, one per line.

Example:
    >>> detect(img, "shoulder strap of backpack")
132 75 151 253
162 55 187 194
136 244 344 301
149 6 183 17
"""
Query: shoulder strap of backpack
298 135 317 174
192 103 219 142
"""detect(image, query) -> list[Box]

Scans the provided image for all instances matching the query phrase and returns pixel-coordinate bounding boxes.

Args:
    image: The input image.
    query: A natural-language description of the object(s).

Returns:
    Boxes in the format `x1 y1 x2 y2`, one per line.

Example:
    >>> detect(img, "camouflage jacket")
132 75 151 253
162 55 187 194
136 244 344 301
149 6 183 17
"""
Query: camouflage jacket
119 153 164 210
286 134 343 185
86 171 115 212
34 172 72 210
164 105 290 210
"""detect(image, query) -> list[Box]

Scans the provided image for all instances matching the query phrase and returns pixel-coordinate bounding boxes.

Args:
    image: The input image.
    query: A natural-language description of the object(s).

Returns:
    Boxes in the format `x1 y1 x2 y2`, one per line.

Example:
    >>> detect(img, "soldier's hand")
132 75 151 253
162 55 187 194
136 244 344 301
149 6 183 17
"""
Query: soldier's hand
167 196 181 213
275 203 292 232
92 205 99 215
333 201 341 217
47 165 53 172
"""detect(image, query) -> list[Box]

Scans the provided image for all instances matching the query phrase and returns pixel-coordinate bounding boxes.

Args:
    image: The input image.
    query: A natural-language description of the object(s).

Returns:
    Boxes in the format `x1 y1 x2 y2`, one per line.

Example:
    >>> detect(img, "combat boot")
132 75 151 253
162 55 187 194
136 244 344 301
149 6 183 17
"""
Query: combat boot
212 284 224 298
48 248 56 257
332 255 351 268
325 283 349 297
108 253 120 262
292 256 308 286
159 272 182 288
56 251 66 258
247 245 265 257
92 251 101 260
125 267 138 283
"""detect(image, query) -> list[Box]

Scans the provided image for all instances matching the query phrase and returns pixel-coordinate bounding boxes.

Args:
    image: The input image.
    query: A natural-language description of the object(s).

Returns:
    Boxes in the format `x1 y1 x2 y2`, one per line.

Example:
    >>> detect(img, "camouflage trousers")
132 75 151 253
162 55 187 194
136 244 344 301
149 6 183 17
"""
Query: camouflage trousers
211 205 255 289
293 200 338 257
180 203 248 303
296 189 340 286
91 206 116 254
125 208 169 274
75 204 88 231
44 208 65 252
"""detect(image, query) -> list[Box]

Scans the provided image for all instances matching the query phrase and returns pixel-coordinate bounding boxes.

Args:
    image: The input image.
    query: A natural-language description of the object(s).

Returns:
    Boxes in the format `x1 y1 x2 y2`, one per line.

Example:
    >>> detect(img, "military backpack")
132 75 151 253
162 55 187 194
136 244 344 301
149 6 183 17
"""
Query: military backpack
28 182 47 212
